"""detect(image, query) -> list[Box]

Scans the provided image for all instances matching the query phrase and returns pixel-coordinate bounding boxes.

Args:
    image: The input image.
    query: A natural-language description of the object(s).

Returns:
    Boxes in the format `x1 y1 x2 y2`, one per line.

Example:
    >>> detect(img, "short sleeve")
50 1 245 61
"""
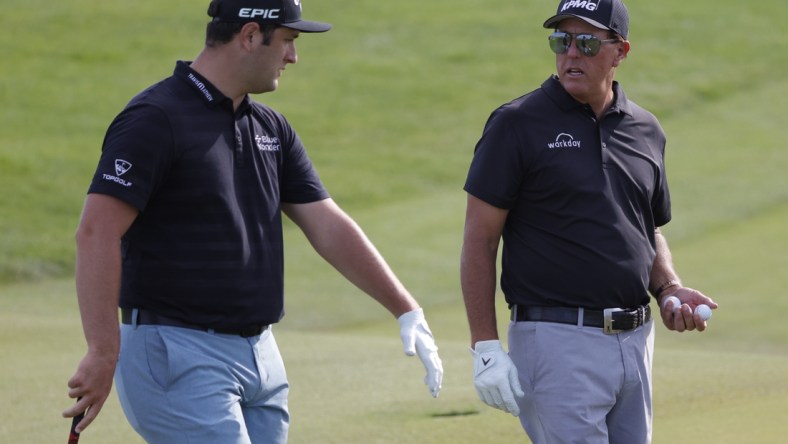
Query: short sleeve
88 105 174 211
464 107 527 209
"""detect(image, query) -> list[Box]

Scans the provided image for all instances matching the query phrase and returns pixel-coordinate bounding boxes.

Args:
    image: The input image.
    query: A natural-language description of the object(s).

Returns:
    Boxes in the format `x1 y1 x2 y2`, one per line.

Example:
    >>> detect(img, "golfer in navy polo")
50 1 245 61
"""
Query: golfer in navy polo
63 1 442 442
461 0 718 442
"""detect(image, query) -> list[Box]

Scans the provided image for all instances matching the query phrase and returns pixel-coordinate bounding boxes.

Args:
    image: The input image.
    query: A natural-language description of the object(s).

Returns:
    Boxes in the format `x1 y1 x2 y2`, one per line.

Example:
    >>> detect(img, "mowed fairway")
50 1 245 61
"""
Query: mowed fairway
1 0 786 443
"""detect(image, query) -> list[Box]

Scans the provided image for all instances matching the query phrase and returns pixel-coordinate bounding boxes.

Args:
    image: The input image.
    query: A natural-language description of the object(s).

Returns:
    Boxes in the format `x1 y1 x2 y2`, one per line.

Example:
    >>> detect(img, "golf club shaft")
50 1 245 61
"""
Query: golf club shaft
68 399 85 444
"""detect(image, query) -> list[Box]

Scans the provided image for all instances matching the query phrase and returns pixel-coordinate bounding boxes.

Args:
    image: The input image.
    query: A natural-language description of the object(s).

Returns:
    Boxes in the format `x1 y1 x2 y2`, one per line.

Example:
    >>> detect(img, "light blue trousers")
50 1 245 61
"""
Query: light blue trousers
509 317 655 444
115 320 289 444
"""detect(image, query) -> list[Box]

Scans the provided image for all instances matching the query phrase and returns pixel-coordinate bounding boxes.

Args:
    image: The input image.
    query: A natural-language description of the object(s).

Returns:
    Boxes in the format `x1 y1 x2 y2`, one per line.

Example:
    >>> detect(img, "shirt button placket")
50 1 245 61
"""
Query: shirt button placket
234 123 245 168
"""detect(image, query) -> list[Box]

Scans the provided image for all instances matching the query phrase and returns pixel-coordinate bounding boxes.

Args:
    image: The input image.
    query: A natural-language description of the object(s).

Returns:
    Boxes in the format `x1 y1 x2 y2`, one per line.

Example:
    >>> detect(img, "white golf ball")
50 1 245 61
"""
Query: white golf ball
662 295 681 313
694 304 712 321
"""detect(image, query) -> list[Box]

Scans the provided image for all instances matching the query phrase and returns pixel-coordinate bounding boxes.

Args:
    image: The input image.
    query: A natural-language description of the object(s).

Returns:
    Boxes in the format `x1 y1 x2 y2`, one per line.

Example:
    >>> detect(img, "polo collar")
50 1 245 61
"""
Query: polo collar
609 81 633 117
174 61 234 109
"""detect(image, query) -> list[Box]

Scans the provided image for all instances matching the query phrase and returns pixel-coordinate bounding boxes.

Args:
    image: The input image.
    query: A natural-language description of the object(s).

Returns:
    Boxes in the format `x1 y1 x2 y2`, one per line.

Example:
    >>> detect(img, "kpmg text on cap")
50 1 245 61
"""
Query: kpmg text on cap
561 0 601 12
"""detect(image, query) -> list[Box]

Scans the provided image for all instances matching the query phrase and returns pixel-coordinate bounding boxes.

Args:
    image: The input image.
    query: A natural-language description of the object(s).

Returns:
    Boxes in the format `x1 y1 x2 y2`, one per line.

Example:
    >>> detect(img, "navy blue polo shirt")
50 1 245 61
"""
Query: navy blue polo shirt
89 61 329 327
464 75 671 310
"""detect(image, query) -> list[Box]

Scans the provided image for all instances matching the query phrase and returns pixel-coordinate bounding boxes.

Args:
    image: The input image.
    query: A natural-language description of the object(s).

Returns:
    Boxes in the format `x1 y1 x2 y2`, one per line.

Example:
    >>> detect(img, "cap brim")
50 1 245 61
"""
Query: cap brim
543 14 609 31
281 20 332 33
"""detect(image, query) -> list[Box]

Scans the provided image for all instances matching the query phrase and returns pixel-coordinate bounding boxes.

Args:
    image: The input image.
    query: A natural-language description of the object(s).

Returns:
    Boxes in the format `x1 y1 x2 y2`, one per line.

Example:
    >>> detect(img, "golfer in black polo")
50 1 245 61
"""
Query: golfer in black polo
63 1 442 442
461 0 717 442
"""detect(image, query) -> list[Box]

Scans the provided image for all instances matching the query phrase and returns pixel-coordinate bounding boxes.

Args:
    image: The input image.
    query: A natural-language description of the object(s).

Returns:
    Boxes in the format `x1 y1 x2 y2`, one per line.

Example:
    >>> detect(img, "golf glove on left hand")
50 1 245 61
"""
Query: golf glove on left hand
472 339 524 416
398 308 443 398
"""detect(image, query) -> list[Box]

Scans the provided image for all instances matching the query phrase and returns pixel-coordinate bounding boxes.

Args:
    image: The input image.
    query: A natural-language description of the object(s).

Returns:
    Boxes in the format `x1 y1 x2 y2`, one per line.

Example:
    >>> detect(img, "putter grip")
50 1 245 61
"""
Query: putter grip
68 406 85 444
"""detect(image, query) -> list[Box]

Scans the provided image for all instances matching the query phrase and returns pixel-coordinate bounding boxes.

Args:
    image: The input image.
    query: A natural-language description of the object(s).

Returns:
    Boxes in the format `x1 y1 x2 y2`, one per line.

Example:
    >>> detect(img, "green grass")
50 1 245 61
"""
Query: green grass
2 263 787 443
1 0 787 442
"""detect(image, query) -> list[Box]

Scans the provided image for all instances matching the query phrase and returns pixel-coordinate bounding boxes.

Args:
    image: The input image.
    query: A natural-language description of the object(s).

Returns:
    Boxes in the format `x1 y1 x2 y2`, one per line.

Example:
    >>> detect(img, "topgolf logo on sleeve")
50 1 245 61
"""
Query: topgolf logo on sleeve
115 159 132 176
102 159 133 188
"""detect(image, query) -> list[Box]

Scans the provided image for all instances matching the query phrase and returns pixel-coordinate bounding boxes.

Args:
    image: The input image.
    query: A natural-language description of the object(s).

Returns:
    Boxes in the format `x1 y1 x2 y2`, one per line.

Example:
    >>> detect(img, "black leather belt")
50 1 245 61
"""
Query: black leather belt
510 305 651 334
121 308 269 338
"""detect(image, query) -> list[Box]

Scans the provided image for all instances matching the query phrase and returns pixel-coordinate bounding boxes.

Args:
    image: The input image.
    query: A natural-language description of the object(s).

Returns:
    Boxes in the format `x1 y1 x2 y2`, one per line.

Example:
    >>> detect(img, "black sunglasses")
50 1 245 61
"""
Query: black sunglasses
548 31 621 57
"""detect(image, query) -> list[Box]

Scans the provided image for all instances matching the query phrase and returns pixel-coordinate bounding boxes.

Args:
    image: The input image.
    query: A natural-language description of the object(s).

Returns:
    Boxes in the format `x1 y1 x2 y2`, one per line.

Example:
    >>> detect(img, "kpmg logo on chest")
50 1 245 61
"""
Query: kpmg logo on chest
255 134 280 152
547 133 582 150
102 159 133 187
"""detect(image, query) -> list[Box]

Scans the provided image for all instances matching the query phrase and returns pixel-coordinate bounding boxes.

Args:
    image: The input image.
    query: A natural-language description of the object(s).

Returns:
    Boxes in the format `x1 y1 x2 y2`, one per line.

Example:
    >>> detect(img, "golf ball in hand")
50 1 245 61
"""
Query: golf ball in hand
694 304 712 321
662 295 681 313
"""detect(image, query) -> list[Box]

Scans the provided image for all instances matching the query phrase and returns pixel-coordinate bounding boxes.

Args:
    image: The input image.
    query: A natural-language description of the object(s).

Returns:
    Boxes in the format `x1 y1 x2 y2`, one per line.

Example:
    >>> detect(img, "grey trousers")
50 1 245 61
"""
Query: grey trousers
508 316 655 444
116 323 289 444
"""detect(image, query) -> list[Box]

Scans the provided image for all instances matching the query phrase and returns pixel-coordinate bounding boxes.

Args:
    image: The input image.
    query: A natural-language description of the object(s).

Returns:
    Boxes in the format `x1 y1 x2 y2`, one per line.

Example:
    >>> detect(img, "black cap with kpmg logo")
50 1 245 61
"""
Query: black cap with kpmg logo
543 0 629 39
208 0 331 33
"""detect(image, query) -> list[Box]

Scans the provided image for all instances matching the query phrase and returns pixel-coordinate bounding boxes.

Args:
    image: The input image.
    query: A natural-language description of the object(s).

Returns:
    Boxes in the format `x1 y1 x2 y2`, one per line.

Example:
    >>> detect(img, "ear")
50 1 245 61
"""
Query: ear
238 22 260 51
612 40 630 67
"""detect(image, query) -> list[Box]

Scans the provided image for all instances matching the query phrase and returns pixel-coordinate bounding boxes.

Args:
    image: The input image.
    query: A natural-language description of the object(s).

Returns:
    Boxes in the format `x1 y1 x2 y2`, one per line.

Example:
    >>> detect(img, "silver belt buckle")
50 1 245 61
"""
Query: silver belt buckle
603 308 624 334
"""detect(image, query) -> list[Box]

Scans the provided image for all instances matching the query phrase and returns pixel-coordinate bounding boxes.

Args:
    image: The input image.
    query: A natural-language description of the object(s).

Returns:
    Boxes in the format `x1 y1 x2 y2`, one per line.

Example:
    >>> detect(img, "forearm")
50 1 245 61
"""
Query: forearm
75 230 121 359
460 239 500 346
648 228 681 300
65 194 136 429
312 211 418 318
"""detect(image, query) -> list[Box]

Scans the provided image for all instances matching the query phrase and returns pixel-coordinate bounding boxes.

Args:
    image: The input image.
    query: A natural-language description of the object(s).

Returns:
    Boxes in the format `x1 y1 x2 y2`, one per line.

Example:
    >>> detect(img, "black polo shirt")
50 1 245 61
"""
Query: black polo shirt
464 75 671 310
88 61 329 327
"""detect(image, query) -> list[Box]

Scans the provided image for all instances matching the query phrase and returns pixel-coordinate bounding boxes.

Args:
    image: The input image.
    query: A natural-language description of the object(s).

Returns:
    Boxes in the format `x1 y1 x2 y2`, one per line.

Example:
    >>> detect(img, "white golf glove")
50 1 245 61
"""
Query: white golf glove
472 339 524 416
397 308 443 398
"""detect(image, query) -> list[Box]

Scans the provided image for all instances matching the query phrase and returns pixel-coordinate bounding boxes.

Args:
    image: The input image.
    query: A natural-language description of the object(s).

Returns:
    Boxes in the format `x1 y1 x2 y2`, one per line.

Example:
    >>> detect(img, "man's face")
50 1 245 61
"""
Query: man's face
553 18 627 105
249 26 299 94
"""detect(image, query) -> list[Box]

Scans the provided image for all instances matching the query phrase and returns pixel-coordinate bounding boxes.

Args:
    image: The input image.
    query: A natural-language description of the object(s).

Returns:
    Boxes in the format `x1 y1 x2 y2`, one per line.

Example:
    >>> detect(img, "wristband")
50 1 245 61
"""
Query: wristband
652 279 680 298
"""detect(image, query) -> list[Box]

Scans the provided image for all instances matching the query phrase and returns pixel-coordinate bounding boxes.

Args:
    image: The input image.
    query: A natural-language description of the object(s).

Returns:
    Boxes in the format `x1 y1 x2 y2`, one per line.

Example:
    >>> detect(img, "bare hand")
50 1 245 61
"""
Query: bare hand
658 287 718 332
62 351 118 433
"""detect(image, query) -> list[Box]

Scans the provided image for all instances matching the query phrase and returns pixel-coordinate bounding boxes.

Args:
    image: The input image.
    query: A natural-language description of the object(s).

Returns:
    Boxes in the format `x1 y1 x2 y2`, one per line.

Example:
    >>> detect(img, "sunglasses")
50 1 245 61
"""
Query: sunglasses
548 31 621 57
